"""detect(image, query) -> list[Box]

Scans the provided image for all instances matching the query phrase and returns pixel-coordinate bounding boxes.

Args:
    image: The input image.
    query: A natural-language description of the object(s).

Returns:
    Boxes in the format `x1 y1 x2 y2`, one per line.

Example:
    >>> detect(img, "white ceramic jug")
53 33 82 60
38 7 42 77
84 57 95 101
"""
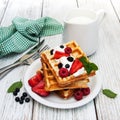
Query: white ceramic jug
63 8 105 56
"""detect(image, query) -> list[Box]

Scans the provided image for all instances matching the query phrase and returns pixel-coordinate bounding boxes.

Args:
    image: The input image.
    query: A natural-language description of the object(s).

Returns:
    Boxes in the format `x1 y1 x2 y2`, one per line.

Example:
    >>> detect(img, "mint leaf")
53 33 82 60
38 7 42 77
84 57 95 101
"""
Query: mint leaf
89 63 98 71
85 63 93 74
7 81 23 93
102 89 117 98
80 56 98 74
80 56 88 65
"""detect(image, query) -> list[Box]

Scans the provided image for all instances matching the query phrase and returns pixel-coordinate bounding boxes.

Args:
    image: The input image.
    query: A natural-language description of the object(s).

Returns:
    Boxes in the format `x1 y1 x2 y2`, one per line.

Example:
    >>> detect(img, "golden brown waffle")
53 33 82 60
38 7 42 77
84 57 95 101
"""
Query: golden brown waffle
41 41 95 87
42 62 89 91
55 89 74 99
36 68 43 75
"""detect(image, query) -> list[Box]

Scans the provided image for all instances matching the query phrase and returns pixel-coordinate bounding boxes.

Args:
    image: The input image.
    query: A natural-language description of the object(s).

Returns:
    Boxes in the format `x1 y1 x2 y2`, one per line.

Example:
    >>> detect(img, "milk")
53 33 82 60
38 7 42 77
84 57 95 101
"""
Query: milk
67 16 93 24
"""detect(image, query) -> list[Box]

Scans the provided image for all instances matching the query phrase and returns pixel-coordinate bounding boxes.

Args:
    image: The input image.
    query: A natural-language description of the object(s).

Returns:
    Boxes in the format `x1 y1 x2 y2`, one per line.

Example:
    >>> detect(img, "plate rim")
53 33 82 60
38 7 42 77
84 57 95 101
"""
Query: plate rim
24 59 102 109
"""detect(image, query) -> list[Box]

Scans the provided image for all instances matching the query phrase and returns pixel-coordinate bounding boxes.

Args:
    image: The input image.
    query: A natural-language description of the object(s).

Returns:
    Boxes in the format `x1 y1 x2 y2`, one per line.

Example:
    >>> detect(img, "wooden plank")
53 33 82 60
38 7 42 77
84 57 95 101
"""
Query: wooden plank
33 101 96 120
1 0 43 26
0 0 9 23
42 0 78 23
77 0 120 120
0 0 43 120
110 0 120 21
41 0 79 47
32 0 97 120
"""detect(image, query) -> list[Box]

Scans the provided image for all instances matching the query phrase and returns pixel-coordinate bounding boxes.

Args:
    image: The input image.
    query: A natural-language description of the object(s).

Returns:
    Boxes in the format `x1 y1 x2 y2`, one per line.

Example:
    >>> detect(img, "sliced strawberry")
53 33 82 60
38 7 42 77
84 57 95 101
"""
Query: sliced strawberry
32 88 50 97
69 59 83 74
32 80 45 89
28 75 40 87
36 72 43 82
54 51 69 59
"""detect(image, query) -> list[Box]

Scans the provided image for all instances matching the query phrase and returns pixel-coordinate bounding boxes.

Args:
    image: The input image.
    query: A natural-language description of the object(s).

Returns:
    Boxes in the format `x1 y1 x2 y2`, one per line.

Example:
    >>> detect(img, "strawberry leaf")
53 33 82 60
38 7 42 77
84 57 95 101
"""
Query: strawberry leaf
102 89 117 98
7 81 23 93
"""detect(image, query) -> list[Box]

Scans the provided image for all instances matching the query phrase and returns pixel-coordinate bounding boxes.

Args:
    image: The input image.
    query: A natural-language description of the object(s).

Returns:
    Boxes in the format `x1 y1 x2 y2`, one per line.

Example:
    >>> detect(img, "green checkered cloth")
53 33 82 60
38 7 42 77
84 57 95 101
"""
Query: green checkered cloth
0 17 63 57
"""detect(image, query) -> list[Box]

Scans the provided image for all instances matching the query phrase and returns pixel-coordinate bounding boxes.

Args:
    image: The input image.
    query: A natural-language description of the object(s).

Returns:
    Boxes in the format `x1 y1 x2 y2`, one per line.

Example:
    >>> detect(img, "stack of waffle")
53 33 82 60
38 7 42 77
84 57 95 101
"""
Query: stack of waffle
40 41 96 99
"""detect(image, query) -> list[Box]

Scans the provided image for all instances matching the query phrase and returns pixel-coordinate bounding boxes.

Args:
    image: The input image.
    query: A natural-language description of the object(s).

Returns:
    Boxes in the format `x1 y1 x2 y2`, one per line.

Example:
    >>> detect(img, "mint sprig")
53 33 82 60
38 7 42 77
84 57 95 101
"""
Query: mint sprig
80 56 98 74
7 81 23 93
102 89 117 98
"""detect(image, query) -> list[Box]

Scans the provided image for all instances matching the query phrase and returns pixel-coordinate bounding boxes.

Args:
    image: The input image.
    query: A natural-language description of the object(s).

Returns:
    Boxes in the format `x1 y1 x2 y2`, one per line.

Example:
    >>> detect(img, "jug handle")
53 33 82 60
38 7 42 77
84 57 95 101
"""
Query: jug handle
96 9 105 25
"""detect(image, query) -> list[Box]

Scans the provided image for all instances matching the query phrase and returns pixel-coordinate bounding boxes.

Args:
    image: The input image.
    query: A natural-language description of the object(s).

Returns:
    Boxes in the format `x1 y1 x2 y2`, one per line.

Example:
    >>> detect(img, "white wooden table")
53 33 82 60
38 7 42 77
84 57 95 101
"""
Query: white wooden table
0 0 120 120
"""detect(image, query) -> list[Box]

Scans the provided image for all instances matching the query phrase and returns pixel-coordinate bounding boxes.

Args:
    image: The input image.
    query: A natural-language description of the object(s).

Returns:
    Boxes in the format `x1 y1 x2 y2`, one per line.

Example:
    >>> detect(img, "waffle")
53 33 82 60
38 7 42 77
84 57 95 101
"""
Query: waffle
55 89 74 99
42 62 89 91
41 41 95 87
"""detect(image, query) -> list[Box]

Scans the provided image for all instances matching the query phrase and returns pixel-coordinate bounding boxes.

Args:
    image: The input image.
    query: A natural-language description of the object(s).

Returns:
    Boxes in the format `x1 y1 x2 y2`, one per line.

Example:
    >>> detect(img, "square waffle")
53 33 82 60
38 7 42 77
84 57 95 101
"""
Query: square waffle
55 89 74 99
36 66 75 99
42 61 89 91
41 41 95 87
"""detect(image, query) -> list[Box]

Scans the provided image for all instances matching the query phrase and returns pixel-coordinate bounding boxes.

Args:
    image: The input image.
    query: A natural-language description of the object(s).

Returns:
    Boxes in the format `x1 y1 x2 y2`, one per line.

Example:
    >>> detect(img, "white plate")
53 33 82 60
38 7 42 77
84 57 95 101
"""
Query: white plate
24 59 102 109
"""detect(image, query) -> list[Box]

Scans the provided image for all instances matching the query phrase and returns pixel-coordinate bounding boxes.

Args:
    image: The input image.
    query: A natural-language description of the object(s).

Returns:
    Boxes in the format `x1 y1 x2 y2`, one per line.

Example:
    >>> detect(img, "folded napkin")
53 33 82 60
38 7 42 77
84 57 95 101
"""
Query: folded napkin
0 17 63 57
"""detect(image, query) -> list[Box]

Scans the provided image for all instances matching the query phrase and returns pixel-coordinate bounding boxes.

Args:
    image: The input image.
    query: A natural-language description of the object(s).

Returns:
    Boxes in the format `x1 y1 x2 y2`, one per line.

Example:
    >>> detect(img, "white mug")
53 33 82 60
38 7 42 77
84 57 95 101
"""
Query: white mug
63 8 105 56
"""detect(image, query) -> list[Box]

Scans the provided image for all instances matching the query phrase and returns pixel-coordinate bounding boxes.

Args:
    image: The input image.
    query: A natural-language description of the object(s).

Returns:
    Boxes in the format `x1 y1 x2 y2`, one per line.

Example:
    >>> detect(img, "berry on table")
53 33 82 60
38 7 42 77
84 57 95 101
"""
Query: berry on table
15 88 20 93
15 97 20 102
19 100 24 104
13 91 18 96
22 92 27 97
21 96 25 100
25 98 30 103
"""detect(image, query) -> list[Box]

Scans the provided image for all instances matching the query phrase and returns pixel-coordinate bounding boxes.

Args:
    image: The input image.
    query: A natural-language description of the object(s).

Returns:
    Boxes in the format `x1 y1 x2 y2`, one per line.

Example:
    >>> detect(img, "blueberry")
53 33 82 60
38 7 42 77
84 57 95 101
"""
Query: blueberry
13 91 17 96
60 45 64 48
15 88 20 93
15 97 20 102
19 100 24 104
21 96 25 100
58 63 63 68
22 92 27 97
50 49 54 55
65 64 70 68
67 56 74 62
25 98 30 103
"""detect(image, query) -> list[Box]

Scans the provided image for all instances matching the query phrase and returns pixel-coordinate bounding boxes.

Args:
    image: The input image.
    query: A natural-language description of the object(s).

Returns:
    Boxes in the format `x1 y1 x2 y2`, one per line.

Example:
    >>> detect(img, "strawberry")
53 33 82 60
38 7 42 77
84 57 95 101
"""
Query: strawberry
32 80 45 89
32 88 50 97
28 75 40 87
28 71 43 87
69 59 83 74
54 51 69 59
35 72 43 82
